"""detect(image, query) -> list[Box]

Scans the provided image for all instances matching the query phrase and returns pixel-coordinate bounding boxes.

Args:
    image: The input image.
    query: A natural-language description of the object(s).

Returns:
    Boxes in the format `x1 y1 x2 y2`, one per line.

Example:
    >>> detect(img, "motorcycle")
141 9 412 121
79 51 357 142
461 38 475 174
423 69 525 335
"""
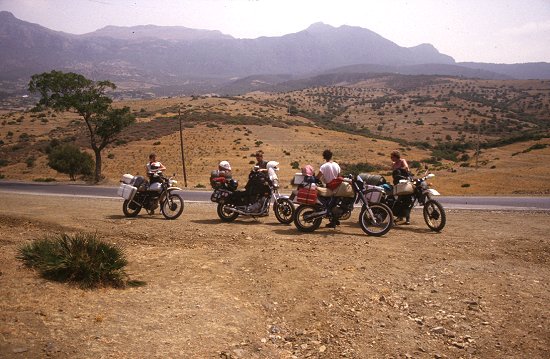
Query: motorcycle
380 170 446 232
211 162 295 224
292 175 393 236
118 172 185 220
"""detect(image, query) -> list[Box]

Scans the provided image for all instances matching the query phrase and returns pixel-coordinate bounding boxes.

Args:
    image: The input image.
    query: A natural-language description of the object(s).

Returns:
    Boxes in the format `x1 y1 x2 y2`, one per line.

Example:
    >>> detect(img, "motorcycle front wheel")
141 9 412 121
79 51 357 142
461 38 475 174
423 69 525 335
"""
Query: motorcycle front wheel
161 193 184 220
217 203 239 222
122 200 141 217
273 198 295 224
293 205 322 232
359 203 393 236
423 199 446 232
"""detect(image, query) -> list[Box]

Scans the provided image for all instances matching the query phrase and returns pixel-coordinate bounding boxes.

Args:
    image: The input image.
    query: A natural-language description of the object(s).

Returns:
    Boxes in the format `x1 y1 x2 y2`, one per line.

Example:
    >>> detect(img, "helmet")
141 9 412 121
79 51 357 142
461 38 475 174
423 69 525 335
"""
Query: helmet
219 160 231 171
266 161 279 171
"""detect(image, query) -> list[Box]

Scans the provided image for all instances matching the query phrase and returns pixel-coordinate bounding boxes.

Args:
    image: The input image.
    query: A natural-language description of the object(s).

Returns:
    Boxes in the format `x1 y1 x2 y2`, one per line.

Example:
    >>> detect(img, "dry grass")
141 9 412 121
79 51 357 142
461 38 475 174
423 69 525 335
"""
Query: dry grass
1 77 550 195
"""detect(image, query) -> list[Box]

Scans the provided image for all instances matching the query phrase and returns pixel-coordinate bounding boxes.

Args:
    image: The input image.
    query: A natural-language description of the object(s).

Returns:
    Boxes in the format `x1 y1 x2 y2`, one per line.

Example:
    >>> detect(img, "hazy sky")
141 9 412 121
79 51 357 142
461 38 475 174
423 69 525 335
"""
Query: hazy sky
1 0 549 64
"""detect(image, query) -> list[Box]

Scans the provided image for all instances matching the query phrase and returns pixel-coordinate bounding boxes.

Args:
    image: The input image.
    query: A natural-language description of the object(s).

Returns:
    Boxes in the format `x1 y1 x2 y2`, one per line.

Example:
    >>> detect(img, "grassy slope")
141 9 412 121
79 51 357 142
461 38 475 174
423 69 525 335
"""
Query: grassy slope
1 77 549 195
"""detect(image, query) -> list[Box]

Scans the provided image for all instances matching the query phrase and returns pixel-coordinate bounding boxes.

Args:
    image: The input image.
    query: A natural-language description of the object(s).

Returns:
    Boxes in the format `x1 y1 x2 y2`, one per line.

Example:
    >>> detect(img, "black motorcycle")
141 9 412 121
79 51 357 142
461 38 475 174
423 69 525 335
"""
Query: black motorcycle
380 171 446 232
292 175 393 236
119 172 185 220
211 168 295 224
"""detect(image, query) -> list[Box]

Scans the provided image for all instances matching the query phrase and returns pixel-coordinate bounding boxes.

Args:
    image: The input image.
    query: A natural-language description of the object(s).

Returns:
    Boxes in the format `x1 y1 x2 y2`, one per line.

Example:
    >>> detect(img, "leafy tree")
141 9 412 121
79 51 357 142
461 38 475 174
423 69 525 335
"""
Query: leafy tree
28 71 135 182
48 143 94 181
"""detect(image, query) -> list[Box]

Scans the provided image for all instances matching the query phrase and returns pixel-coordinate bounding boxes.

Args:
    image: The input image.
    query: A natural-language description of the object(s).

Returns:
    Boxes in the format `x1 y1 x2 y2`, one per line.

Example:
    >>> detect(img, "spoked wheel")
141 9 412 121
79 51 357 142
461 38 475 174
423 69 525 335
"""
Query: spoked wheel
273 198 295 224
161 194 184 220
423 199 446 232
359 203 393 236
217 203 239 222
293 205 322 232
122 200 141 217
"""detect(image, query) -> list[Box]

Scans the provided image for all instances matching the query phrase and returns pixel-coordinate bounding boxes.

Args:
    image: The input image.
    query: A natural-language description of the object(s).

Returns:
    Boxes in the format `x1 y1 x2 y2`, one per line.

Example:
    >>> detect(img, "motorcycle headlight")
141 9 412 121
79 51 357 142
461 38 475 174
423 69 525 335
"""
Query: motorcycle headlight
170 179 177 186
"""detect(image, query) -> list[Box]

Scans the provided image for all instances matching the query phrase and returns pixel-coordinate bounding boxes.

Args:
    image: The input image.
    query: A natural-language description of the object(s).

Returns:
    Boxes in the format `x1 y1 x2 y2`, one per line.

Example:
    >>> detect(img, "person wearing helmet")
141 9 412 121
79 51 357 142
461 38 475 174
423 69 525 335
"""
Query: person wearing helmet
211 160 232 181
146 153 167 183
218 160 232 178
210 161 234 189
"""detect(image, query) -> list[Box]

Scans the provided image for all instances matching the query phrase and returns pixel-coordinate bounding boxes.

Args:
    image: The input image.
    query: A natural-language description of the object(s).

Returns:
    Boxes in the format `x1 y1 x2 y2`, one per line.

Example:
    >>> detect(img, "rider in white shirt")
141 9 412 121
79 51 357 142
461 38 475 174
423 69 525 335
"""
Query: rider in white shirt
316 149 341 228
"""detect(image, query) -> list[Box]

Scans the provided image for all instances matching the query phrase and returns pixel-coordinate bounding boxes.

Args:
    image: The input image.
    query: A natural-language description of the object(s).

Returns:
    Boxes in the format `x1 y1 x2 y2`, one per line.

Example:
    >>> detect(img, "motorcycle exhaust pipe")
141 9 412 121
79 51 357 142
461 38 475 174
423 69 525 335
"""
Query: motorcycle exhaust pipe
225 207 265 216
304 210 327 221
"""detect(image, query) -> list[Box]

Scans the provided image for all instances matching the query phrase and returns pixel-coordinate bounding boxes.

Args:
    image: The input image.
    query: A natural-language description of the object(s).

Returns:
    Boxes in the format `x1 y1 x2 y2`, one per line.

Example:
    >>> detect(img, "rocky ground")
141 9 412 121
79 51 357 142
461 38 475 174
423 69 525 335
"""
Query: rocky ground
0 192 549 358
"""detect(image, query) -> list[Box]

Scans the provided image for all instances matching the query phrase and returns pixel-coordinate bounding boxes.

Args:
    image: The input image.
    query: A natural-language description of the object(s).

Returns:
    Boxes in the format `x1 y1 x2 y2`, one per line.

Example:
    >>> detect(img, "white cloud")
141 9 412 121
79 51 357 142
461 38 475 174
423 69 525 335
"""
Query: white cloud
501 20 550 36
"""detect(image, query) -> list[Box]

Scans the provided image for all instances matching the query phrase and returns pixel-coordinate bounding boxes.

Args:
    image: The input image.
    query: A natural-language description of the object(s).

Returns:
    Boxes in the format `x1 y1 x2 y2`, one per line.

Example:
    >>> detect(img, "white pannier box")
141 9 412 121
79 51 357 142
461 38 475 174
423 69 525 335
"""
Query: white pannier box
117 183 137 200
292 173 305 186
394 181 414 196
121 173 134 184
365 185 383 203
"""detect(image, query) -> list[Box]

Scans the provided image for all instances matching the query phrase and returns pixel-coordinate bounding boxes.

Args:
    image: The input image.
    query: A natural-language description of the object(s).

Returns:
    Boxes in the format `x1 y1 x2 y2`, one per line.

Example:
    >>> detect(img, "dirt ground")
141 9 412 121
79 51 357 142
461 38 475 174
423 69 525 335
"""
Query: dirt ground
0 193 549 359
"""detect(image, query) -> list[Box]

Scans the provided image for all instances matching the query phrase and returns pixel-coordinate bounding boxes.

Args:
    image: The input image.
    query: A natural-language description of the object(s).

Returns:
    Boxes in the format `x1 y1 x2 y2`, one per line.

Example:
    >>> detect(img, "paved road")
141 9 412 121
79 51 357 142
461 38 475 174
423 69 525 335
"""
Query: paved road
0 181 548 210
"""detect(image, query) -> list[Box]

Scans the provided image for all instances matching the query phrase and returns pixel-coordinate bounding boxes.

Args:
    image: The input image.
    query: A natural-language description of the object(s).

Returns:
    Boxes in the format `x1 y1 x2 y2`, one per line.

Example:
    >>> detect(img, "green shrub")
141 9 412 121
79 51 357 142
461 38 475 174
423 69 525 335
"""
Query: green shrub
25 156 36 168
340 162 384 175
107 153 115 159
48 144 94 181
194 183 206 188
17 232 141 289
290 161 300 170
461 183 471 188
153 141 161 146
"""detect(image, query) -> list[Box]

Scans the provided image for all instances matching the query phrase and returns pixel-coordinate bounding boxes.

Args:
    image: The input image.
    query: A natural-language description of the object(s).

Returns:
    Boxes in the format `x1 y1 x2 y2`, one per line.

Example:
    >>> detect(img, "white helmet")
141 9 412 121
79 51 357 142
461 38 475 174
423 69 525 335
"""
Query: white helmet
219 160 231 171
266 161 279 171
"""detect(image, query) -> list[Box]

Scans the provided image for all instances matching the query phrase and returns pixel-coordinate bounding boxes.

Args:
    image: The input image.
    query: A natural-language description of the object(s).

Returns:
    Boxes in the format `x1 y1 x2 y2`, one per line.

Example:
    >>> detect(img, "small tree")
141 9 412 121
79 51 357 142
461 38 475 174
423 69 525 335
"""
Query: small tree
48 143 94 181
28 71 135 182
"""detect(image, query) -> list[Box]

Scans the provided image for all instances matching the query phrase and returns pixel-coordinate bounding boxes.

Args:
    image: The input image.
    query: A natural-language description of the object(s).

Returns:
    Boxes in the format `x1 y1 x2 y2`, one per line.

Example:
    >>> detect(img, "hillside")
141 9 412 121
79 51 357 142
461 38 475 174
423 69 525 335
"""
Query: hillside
1 75 550 195
2 11 550 100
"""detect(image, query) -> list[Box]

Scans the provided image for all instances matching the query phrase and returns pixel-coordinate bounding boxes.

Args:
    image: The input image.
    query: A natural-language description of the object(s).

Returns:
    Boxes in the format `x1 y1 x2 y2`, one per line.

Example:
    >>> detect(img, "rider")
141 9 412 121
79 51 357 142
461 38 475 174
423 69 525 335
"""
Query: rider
146 153 166 183
390 150 411 225
255 150 268 171
316 149 342 228
217 160 232 179
390 150 410 184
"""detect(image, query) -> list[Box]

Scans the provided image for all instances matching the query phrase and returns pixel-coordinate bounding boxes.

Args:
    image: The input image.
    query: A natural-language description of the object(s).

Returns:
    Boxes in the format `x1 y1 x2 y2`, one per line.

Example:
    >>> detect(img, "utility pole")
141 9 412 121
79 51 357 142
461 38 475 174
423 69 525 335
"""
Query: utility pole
178 109 188 187
475 120 480 169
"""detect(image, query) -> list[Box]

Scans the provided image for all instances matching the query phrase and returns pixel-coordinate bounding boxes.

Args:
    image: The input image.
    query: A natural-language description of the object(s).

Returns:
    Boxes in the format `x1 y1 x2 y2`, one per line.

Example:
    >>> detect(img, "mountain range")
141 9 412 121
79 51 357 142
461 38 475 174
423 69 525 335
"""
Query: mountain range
1 10 549 96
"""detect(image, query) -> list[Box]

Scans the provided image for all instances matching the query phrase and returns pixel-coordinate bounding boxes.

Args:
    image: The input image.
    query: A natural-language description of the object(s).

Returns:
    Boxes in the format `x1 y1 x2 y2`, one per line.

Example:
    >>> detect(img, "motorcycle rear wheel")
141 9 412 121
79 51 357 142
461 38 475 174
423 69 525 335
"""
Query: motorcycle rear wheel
161 194 184 220
217 203 239 222
122 200 141 217
273 198 295 224
293 205 322 232
359 203 393 236
423 199 446 232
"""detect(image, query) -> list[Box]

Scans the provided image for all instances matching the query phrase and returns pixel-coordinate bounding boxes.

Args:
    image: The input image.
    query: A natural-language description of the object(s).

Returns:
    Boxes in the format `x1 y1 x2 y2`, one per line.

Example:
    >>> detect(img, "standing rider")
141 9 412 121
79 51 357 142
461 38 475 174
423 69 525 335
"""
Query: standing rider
316 149 342 228
255 150 268 170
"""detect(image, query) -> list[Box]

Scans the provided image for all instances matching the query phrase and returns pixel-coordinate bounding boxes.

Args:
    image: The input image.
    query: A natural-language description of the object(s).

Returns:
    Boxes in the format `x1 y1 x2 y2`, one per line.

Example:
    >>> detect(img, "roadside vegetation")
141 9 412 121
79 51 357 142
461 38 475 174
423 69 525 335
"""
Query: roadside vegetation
17 232 144 289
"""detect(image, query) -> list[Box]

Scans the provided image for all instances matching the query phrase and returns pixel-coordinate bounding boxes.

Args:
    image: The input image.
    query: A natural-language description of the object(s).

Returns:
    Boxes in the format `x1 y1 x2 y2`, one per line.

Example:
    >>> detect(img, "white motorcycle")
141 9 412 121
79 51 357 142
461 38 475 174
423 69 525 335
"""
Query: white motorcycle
381 170 446 232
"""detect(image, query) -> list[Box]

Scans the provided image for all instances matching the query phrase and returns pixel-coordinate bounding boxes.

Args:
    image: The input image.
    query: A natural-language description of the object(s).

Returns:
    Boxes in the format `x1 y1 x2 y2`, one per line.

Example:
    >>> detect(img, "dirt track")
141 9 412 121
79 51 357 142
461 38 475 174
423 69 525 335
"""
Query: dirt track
0 193 549 358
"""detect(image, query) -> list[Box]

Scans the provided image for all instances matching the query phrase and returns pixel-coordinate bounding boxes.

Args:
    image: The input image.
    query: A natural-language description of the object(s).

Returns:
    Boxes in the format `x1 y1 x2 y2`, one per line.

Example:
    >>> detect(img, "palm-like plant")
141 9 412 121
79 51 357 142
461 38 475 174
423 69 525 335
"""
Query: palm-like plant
18 232 138 289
